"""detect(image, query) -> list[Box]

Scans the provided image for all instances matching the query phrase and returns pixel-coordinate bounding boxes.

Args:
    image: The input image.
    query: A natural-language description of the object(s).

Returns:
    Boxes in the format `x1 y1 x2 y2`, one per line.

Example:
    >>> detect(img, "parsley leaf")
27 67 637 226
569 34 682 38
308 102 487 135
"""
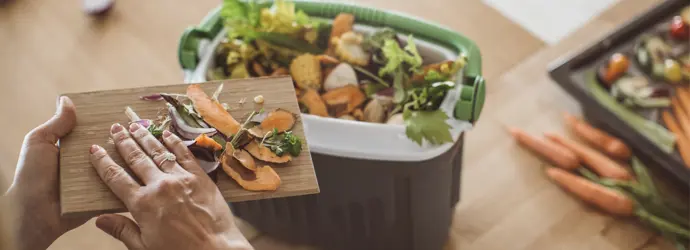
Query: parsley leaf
262 129 303 156
403 109 453 146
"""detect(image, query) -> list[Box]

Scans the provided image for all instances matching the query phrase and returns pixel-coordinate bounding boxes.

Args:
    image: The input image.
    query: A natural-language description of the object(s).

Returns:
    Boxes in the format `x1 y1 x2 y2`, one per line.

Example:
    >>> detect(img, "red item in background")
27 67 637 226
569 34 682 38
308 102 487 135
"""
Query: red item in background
670 16 689 40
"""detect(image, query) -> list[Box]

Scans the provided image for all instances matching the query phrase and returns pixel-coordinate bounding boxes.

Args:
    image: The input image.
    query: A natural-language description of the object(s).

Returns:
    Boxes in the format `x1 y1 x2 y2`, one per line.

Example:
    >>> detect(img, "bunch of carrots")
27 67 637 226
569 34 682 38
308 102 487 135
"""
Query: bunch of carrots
665 88 690 168
510 112 690 249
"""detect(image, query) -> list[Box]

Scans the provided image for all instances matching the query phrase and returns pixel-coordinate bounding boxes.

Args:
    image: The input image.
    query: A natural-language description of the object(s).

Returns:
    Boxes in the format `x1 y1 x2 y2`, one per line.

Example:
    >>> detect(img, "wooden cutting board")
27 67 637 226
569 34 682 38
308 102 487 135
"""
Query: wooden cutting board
59 76 319 216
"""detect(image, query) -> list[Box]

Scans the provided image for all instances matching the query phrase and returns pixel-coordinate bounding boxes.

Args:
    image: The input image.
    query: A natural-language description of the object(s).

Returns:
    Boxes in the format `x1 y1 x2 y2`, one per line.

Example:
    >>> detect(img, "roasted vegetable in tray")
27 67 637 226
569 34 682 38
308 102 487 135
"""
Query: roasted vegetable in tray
589 6 690 162
131 84 305 192
207 0 467 146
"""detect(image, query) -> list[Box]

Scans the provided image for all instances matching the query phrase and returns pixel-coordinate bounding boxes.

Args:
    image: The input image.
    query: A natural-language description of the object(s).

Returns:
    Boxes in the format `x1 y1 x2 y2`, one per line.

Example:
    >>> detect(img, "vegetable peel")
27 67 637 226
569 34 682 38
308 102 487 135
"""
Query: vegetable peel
245 140 292 163
187 84 242 136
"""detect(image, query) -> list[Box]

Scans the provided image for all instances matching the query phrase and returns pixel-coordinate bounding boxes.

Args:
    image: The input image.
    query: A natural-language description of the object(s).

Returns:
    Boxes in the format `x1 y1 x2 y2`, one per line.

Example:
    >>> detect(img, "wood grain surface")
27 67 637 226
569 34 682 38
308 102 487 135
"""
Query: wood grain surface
59 77 319 215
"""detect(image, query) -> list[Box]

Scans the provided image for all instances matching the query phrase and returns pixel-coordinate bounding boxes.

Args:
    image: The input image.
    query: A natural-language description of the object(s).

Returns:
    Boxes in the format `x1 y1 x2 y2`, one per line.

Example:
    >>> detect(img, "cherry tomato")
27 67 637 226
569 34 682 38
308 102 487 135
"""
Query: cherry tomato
603 53 630 83
670 16 689 40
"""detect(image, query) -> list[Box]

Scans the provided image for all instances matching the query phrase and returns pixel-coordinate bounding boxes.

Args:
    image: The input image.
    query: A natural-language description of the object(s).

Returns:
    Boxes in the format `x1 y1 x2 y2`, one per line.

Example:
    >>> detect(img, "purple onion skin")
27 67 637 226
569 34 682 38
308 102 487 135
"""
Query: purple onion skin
140 94 164 101
168 106 217 140
197 160 220 173
187 142 220 173
188 144 216 162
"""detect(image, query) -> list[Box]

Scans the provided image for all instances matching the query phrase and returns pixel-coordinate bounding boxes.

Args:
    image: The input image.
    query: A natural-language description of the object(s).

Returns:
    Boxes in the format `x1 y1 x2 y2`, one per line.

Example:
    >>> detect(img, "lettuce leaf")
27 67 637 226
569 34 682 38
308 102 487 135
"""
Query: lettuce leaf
378 36 423 77
259 0 316 35
221 0 260 40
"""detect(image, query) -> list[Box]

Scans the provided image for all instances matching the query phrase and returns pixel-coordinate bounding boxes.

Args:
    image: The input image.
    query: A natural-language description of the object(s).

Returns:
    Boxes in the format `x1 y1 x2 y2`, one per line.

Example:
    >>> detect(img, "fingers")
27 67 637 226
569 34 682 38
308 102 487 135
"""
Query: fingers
25 96 77 145
96 214 144 250
111 123 162 183
162 130 205 175
128 123 182 174
89 145 140 205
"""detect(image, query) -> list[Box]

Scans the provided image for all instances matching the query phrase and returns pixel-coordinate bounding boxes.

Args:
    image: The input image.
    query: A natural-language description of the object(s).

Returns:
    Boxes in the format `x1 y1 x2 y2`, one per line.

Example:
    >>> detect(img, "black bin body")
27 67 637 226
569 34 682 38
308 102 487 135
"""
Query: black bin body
231 136 464 250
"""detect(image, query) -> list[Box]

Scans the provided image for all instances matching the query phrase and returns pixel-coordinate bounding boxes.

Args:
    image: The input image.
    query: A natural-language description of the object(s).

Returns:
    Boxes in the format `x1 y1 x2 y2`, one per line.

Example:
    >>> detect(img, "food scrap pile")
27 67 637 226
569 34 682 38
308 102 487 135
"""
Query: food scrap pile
207 0 468 145
589 6 690 155
131 84 303 192
510 113 690 248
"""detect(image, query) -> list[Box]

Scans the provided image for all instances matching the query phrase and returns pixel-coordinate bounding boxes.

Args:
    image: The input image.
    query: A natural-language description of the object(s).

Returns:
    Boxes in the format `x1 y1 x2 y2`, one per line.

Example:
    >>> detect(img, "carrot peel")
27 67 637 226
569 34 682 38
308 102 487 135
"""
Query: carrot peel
186 84 241 136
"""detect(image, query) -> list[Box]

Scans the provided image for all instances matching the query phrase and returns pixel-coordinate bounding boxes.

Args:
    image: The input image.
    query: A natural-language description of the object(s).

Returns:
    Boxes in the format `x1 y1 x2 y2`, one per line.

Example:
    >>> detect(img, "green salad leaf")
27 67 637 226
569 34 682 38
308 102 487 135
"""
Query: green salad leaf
222 0 319 40
262 128 303 156
362 28 397 52
221 0 260 40
260 0 299 34
403 109 453 146
379 36 422 77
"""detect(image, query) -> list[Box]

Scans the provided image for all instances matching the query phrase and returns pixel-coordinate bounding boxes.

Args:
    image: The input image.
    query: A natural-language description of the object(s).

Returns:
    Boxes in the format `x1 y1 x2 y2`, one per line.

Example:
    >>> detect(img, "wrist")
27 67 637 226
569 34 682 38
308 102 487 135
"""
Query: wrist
5 188 60 250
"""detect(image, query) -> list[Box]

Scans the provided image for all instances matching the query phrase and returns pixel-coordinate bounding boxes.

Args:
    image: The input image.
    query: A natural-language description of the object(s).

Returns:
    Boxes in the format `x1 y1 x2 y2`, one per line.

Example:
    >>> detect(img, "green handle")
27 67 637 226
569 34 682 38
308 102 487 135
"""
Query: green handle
177 6 223 70
454 75 485 123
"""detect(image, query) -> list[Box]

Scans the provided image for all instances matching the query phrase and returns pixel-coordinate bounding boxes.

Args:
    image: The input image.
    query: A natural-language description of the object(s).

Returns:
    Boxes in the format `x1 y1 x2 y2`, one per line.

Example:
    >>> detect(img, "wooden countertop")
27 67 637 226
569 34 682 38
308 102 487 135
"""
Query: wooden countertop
0 0 676 249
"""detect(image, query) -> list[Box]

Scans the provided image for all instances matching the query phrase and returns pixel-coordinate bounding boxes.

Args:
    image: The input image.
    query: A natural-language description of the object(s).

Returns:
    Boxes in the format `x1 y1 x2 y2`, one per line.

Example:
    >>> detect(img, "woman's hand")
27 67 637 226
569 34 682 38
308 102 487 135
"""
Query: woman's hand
5 96 90 250
89 122 253 250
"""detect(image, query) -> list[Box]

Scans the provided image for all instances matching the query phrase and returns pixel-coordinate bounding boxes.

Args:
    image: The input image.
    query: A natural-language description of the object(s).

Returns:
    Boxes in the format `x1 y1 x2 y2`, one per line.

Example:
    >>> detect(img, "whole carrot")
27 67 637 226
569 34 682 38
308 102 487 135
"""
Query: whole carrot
546 168 634 216
676 88 690 116
563 112 631 161
545 133 633 180
671 97 690 140
508 127 580 170
661 111 690 169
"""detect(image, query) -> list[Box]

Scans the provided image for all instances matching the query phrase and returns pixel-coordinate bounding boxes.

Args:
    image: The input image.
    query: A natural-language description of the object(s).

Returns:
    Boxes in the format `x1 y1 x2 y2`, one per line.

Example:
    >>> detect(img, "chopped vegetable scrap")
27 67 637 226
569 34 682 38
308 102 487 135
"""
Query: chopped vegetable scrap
246 140 292 163
187 84 241 136
129 84 305 192
210 0 468 146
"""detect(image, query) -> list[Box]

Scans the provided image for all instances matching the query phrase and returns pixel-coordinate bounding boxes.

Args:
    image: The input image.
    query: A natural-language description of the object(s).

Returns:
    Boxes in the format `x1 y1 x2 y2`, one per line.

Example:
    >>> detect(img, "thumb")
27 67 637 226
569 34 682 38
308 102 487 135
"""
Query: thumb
95 214 144 250
27 96 77 144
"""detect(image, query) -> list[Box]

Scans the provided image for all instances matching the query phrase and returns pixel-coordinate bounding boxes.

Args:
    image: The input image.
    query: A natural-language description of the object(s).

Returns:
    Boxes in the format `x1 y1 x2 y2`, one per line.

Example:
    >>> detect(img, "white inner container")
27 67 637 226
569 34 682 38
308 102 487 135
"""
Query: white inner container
184 25 473 162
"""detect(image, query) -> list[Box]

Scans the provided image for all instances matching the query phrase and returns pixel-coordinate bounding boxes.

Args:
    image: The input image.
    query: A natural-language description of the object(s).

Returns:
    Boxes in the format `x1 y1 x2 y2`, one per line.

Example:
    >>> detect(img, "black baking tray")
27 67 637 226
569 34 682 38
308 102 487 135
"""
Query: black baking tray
548 0 690 186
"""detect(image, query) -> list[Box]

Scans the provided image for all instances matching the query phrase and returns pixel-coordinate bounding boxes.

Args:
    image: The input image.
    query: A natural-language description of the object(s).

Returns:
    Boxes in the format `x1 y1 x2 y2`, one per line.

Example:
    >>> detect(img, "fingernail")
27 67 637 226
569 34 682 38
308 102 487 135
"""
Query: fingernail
129 122 140 132
163 130 172 138
90 145 100 154
111 123 123 133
